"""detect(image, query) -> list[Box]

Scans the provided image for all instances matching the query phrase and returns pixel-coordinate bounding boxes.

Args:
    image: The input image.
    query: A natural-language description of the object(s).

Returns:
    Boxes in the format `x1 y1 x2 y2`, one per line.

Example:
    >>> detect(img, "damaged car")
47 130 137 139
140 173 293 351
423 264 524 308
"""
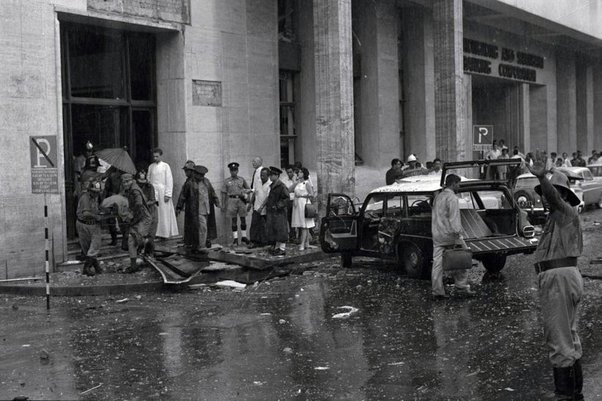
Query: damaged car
320 160 538 279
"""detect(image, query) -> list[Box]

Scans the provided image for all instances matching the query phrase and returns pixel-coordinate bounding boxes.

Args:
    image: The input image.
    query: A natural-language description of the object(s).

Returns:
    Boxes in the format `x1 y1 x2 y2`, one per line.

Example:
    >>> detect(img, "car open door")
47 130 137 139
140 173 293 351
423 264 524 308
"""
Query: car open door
319 194 359 253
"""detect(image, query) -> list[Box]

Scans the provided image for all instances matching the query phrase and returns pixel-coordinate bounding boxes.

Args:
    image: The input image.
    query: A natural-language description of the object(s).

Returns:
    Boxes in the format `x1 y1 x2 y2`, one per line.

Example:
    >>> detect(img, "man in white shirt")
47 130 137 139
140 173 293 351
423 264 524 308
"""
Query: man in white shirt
248 167 271 248
251 157 263 190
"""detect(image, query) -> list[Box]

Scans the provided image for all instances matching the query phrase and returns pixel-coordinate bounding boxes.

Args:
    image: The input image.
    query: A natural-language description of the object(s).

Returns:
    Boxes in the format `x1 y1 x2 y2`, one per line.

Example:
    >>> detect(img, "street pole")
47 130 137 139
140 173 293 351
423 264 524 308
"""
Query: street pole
44 193 50 310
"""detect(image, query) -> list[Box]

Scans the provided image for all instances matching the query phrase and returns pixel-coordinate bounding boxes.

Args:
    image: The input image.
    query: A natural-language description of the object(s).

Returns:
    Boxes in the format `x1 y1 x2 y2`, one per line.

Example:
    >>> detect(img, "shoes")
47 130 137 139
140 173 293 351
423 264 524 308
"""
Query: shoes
124 265 140 274
272 248 286 256
240 237 250 245
298 245 305 251
433 293 450 300
455 288 476 297
231 239 239 247
206 240 212 248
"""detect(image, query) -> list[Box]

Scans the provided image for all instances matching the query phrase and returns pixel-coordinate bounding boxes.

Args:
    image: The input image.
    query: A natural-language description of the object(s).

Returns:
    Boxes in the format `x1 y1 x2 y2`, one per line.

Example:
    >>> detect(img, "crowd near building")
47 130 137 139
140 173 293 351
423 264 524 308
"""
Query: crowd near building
2 0 602 277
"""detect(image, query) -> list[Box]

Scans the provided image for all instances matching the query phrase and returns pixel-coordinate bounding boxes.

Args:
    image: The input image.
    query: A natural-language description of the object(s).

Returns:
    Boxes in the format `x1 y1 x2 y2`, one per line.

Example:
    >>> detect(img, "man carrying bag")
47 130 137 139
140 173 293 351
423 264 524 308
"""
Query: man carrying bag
431 174 475 299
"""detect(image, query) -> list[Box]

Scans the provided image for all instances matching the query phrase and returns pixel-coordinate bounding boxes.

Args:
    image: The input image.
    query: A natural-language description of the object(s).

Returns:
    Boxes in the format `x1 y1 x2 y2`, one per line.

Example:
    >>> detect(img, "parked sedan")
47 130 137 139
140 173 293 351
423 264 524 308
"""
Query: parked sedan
557 166 602 209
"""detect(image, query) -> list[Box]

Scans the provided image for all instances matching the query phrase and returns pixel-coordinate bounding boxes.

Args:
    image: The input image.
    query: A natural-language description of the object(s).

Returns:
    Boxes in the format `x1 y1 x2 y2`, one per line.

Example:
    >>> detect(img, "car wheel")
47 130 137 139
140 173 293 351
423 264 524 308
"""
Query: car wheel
399 243 429 279
481 255 507 274
341 252 352 268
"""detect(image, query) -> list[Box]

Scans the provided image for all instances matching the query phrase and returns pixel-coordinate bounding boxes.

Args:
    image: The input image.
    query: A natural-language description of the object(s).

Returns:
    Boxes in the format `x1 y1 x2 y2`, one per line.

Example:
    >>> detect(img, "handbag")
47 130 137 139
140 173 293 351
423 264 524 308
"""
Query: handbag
442 245 473 271
304 202 318 219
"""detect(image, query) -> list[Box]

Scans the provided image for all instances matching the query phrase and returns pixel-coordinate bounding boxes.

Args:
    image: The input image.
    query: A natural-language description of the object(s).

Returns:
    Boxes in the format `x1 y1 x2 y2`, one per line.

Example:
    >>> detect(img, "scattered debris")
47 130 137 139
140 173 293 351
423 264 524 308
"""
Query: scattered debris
39 350 49 361
253 381 265 386
278 319 287 324
21 344 30 348
388 362 405 366
332 306 359 319
314 366 330 370
214 280 246 289
283 347 293 354
504 387 515 392
80 383 103 395
115 298 129 304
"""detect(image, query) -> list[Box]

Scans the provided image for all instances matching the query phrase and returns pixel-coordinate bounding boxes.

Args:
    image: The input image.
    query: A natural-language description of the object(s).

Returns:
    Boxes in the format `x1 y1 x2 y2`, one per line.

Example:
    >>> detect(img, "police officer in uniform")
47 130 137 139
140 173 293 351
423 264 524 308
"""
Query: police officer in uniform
221 162 250 246
76 177 103 276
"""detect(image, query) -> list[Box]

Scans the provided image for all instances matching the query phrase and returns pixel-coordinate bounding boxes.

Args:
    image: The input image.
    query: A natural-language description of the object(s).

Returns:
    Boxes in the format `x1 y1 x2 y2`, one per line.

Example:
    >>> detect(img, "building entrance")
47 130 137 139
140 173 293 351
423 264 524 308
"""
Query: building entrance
471 75 523 157
60 22 156 238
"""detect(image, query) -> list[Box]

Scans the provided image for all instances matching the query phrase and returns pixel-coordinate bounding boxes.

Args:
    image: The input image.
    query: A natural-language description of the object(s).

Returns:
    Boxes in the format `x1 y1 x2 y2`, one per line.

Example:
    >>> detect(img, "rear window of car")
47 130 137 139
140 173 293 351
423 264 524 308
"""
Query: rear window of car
458 189 510 210
515 177 539 189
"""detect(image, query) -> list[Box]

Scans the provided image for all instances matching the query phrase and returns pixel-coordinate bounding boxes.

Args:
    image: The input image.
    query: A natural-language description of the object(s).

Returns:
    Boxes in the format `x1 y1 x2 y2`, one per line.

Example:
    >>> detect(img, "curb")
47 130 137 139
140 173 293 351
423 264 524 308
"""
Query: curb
0 281 165 297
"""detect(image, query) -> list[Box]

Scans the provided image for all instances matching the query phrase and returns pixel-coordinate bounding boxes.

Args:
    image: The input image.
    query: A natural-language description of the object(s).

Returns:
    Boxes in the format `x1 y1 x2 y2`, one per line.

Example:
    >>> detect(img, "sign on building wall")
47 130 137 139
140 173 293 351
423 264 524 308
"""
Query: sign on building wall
88 0 190 24
30 136 59 194
463 38 544 84
192 80 222 107
473 125 493 152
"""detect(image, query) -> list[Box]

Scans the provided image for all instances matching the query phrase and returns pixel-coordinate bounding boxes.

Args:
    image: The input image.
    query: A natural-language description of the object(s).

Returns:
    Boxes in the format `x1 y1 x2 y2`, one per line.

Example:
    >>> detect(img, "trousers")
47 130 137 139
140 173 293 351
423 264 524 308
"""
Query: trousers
198 213 208 249
76 221 101 257
431 244 469 296
538 266 583 367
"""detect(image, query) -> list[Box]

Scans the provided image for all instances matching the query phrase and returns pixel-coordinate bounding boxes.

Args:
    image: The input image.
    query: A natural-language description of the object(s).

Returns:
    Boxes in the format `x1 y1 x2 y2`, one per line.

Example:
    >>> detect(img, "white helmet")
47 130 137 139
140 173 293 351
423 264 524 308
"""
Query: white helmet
407 154 417 162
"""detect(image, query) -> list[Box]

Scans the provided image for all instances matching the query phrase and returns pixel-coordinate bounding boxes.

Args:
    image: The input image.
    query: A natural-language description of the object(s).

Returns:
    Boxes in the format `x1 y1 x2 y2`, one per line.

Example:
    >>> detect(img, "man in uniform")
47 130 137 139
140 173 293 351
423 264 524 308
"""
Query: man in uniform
528 162 584 401
431 174 475 299
121 174 153 273
265 166 290 256
76 177 103 276
221 162 250 246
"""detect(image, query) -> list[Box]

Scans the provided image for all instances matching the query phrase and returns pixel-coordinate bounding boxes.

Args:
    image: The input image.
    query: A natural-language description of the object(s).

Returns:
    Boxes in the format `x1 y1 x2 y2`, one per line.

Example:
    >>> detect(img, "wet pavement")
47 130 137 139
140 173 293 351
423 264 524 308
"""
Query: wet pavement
2 210 602 400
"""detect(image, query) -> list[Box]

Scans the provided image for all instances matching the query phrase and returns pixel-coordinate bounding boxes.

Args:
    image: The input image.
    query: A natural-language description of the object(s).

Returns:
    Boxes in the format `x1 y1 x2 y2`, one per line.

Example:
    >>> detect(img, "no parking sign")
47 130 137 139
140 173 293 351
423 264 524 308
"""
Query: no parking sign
30 136 59 194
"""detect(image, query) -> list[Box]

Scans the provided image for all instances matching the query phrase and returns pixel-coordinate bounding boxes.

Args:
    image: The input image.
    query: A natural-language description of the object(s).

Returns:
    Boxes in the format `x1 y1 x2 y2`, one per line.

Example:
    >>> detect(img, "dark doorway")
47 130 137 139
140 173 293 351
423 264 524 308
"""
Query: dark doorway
60 22 156 238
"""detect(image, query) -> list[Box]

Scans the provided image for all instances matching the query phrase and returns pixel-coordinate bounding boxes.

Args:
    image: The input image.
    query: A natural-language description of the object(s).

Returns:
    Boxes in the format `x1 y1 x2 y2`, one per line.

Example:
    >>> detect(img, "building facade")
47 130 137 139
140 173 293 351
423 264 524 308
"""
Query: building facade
2 0 602 277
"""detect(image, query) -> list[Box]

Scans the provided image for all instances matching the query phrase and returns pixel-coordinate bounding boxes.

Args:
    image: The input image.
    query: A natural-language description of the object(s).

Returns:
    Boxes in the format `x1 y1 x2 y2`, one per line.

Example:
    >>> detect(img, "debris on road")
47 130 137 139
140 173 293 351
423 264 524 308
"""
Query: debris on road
332 306 359 319
214 280 246 289
115 298 129 303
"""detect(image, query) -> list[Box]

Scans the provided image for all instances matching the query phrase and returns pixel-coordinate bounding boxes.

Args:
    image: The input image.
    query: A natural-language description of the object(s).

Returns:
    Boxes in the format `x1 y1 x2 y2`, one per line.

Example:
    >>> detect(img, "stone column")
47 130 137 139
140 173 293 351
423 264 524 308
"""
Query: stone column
556 50 577 155
576 62 594 154
594 62 602 152
519 84 531 153
313 0 355 200
433 0 467 162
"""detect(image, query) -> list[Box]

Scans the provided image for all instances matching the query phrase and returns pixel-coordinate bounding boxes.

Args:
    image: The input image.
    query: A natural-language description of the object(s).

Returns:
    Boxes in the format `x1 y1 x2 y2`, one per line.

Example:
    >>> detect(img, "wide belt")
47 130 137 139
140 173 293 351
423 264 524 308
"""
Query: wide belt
77 218 97 226
534 257 577 274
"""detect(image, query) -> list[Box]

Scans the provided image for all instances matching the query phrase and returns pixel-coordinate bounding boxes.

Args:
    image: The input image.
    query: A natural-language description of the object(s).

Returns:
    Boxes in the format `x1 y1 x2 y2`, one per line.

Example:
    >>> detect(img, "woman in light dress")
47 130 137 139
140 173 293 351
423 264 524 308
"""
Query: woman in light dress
291 167 315 251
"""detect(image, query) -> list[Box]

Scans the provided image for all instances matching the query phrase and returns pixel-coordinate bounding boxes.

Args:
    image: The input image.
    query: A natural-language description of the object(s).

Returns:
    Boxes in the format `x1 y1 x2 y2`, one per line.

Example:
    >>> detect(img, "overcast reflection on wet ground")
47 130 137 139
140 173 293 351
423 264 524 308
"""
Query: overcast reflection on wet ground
2 252 602 400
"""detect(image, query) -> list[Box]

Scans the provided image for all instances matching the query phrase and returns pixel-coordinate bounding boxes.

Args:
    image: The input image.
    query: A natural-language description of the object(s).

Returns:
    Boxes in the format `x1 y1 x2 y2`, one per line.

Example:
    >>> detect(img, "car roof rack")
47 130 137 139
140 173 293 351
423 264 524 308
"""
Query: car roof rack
440 159 522 187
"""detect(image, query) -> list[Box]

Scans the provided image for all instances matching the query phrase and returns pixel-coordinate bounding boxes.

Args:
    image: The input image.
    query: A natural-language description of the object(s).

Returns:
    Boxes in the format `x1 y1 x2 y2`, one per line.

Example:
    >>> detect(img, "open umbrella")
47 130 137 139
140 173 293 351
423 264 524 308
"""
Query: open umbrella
95 147 137 174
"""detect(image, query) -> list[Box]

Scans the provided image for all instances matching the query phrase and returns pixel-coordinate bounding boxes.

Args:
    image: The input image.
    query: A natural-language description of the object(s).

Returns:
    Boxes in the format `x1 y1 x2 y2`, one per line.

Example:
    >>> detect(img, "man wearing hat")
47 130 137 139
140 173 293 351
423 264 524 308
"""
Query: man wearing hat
177 165 220 252
265 166 290 255
221 162 251 246
76 176 104 276
176 160 197 249
528 162 584 400
401 154 428 178
121 173 153 273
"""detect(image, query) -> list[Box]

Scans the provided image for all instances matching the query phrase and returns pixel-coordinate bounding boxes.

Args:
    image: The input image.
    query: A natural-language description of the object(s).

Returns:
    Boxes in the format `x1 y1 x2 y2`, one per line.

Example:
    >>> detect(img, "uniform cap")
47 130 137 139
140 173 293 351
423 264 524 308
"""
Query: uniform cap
194 165 208 174
228 162 240 170
407 154 417 162
182 160 195 170
269 166 282 175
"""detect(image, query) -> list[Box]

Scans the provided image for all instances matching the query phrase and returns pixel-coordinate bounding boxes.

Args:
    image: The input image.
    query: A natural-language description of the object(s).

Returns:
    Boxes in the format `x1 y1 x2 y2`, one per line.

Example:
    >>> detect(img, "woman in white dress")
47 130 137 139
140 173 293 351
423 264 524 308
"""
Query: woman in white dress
291 167 315 251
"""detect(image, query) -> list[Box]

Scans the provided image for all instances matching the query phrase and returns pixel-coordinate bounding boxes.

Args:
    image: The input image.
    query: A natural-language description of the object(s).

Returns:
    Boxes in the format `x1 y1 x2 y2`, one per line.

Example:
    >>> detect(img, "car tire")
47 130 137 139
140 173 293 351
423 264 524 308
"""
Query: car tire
399 243 429 279
481 255 507 274
341 252 352 268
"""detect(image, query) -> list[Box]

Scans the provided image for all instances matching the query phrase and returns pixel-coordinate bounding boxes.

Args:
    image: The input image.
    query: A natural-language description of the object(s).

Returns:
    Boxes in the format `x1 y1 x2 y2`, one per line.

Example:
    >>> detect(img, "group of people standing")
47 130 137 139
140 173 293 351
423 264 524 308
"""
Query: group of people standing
179 157 316 256
385 154 443 185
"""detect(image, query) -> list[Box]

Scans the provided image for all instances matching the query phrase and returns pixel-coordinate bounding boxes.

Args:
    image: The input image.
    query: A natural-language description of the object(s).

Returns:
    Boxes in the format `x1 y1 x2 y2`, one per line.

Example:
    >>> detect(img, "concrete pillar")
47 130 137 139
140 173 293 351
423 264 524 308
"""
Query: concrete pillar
312 0 355 199
354 0 400 167
594 64 602 153
402 6 436 162
576 62 594 154
432 0 467 162
556 50 577 155
519 84 531 153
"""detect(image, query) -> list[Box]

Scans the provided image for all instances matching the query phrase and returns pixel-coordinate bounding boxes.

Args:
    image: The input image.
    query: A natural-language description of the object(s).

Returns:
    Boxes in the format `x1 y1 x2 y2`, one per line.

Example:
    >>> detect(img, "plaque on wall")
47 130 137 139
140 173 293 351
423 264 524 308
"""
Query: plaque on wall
87 0 191 24
192 80 222 107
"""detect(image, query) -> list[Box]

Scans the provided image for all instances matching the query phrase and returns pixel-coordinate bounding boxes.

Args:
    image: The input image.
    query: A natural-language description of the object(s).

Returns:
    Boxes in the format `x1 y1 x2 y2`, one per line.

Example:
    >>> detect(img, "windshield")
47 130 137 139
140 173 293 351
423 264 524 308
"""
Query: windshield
515 177 539 189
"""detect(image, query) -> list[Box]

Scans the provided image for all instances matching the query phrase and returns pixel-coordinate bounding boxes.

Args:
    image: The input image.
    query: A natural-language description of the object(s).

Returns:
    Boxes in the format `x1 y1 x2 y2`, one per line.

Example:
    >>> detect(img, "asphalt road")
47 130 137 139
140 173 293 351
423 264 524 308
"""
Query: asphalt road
2 209 602 400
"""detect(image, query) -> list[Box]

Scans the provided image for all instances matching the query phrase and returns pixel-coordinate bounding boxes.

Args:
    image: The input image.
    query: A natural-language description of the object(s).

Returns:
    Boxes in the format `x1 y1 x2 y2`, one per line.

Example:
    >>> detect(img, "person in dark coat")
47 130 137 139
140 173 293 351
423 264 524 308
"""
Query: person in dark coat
135 169 159 250
176 161 196 248
196 165 220 247
176 165 220 252
265 166 290 256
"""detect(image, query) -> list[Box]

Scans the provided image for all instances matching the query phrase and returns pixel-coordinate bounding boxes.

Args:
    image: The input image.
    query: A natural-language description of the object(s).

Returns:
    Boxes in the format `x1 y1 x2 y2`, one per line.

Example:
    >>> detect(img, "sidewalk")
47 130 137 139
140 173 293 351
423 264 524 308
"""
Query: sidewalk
0 238 329 296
